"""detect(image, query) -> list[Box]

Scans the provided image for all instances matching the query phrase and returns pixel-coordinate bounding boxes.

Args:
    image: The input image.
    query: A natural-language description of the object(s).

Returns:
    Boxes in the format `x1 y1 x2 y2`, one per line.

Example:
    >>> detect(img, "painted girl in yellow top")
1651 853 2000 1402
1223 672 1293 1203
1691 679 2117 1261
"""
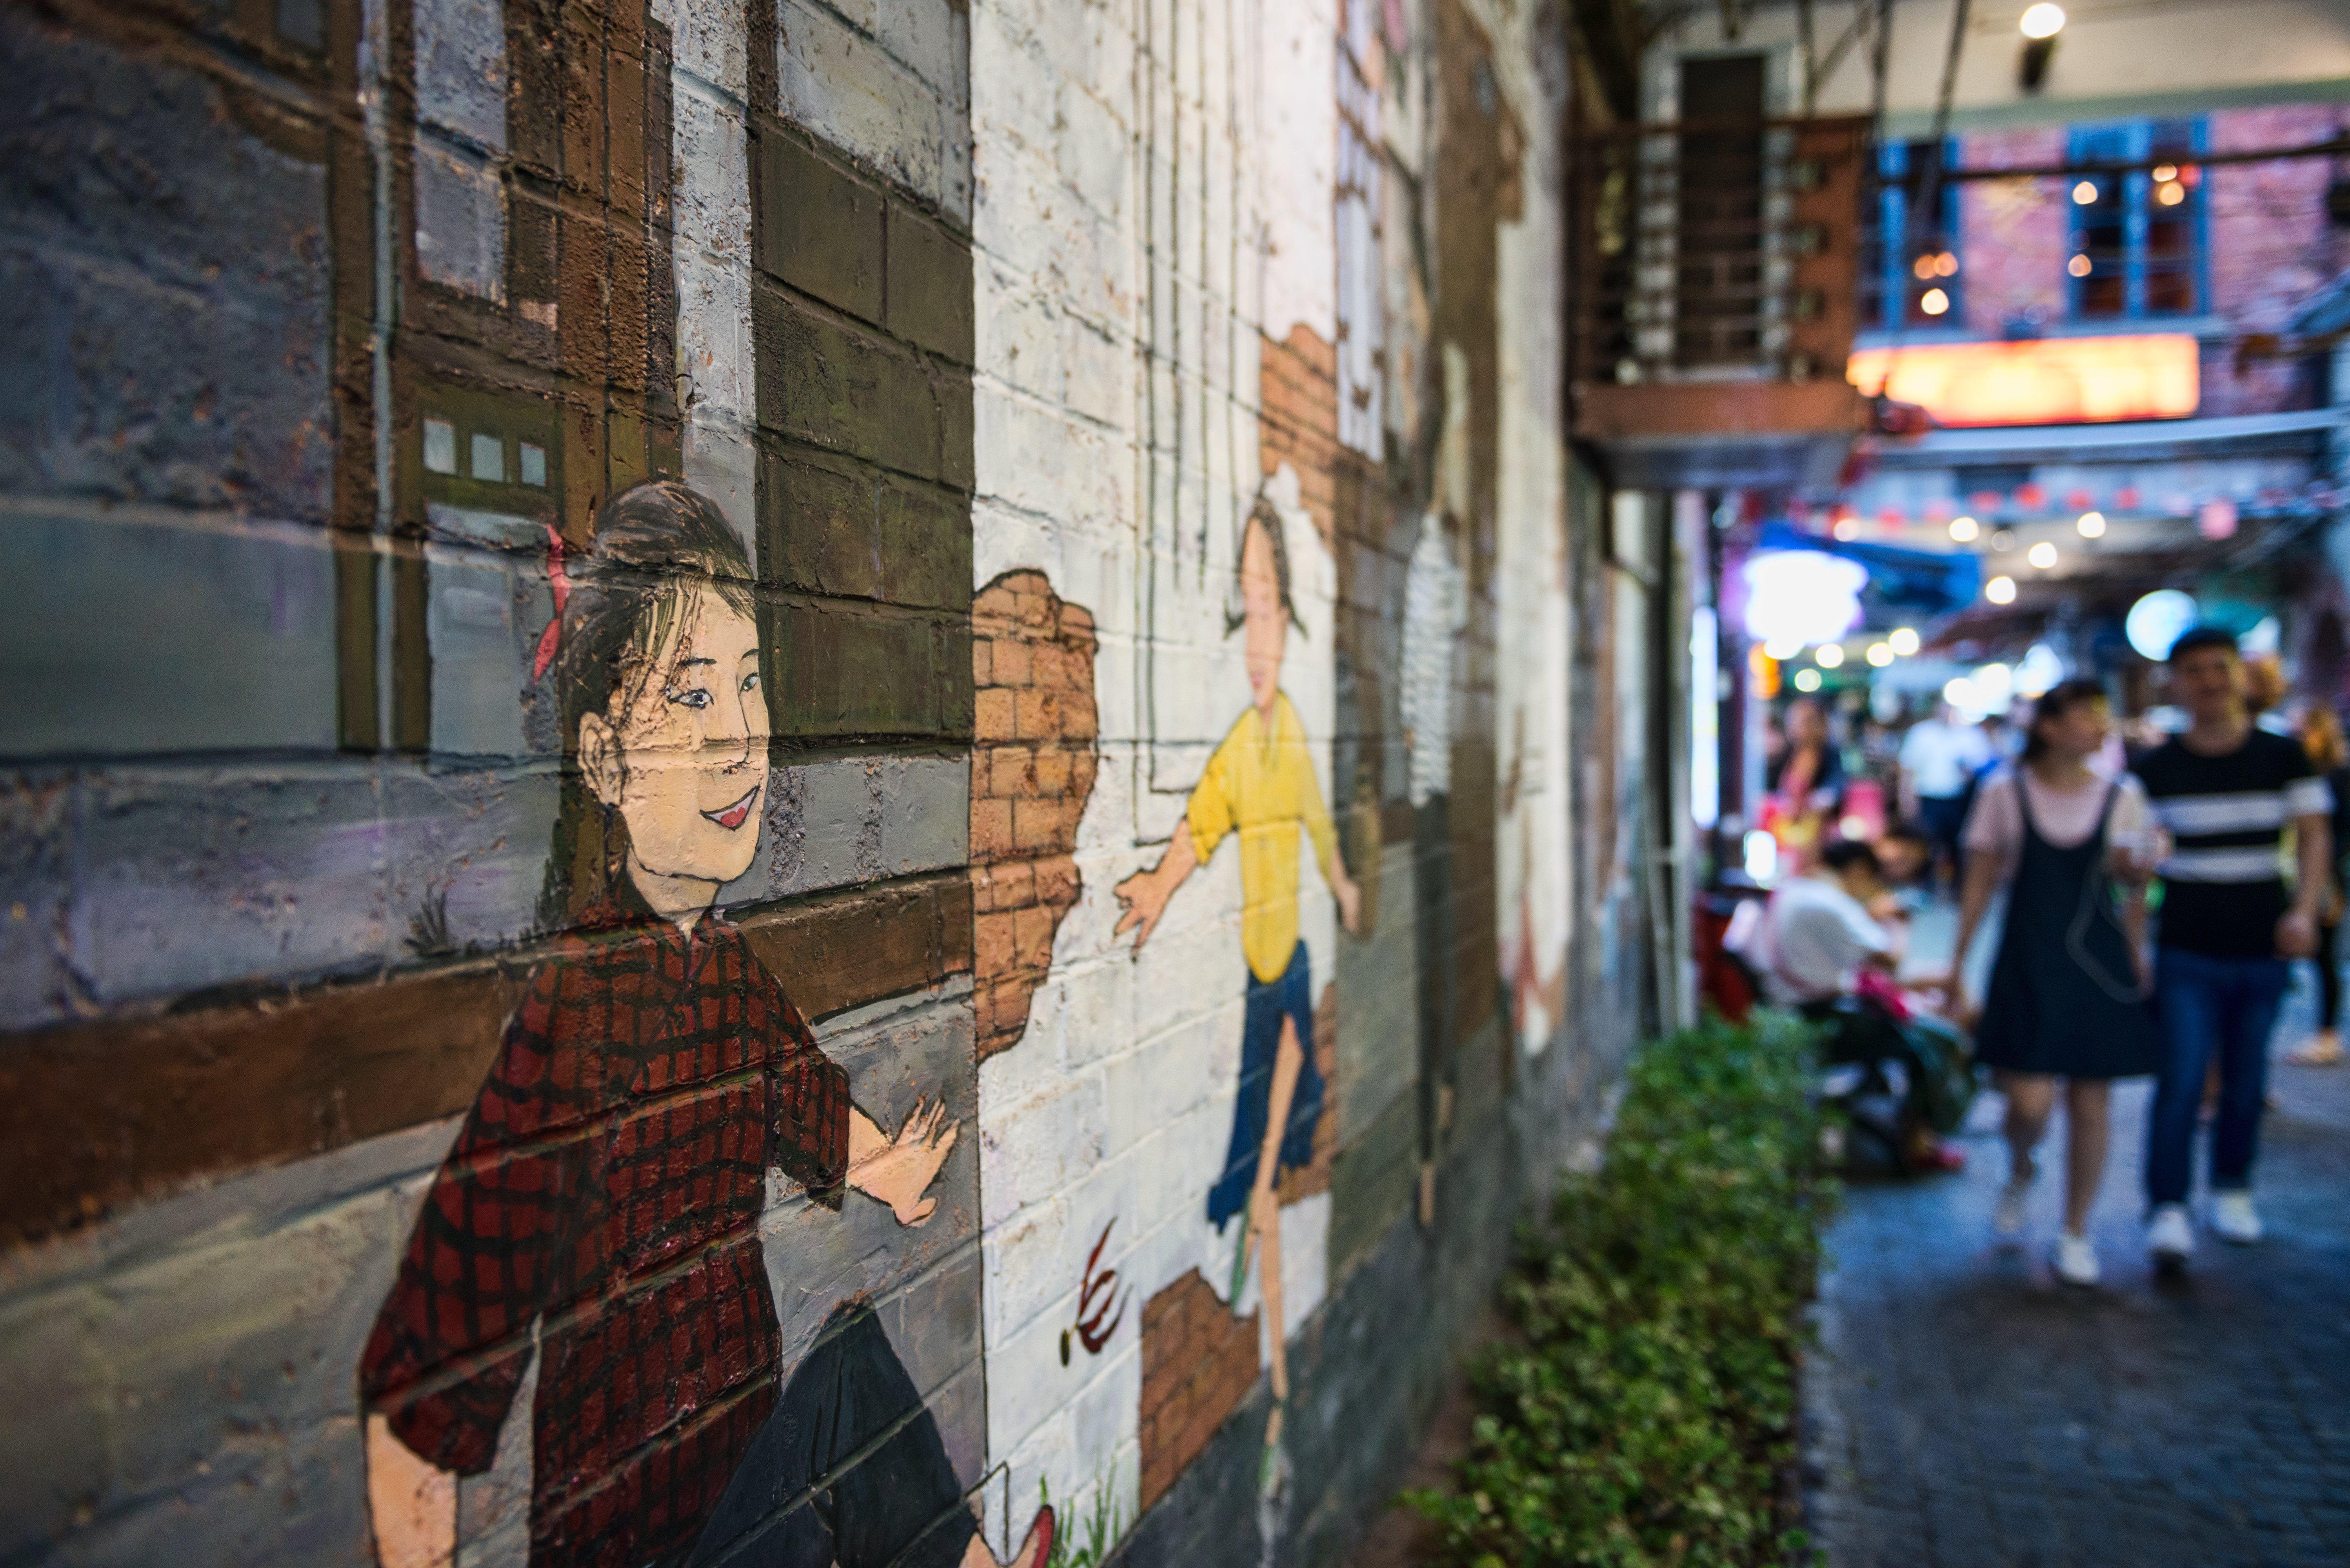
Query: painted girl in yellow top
1115 499 1361 1456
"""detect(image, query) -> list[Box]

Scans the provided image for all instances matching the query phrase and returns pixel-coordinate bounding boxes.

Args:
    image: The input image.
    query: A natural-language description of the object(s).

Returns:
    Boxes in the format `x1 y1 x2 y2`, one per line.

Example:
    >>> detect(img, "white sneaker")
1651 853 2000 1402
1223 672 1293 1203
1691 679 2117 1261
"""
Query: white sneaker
1994 1176 2032 1239
2212 1191 2264 1244
2052 1230 2100 1287
2147 1203 2195 1268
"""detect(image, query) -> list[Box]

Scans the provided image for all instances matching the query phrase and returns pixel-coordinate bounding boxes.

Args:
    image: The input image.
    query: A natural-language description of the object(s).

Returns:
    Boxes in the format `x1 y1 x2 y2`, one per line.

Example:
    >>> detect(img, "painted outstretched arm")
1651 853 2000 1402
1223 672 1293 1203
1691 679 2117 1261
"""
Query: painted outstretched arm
1302 773 1363 935
847 1098 958 1226
365 1414 456 1568
1113 818 1201 952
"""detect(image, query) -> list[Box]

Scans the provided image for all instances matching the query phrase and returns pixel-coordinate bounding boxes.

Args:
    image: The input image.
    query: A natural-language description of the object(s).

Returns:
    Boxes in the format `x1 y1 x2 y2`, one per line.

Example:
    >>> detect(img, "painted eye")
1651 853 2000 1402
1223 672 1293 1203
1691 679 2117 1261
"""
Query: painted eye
667 686 712 710
741 671 761 693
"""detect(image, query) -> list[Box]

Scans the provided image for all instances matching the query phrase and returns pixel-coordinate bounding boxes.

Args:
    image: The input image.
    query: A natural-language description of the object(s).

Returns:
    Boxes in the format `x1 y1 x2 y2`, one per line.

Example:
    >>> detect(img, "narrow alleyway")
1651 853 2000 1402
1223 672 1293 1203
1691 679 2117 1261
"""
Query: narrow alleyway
1804 913 2350 1568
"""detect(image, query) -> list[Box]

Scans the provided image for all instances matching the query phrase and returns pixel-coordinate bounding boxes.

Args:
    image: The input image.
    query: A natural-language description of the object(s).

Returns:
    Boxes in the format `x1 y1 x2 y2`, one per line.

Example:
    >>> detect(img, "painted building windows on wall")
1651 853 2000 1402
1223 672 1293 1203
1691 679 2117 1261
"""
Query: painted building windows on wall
2068 119 2206 320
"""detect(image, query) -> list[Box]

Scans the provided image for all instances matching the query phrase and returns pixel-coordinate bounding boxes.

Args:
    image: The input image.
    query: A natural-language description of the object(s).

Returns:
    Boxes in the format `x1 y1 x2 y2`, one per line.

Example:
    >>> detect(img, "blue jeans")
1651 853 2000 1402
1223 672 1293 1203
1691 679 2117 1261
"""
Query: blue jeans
2146 947 2290 1207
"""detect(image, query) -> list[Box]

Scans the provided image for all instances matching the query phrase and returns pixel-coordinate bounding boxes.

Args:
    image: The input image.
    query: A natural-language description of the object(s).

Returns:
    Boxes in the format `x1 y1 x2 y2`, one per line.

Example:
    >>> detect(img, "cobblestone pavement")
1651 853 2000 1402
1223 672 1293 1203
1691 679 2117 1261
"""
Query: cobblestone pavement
1805 933 2350 1568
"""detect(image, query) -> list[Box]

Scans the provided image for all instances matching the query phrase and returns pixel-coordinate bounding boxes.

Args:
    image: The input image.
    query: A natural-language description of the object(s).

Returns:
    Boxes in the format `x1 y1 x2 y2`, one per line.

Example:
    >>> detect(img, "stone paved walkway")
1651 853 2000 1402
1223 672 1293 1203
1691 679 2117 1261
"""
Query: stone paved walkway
1804 935 2350 1568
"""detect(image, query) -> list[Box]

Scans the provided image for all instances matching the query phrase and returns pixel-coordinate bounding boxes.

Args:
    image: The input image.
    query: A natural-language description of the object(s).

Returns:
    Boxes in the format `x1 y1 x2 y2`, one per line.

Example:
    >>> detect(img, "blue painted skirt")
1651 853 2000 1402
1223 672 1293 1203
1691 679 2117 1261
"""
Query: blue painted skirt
1206 940 1325 1229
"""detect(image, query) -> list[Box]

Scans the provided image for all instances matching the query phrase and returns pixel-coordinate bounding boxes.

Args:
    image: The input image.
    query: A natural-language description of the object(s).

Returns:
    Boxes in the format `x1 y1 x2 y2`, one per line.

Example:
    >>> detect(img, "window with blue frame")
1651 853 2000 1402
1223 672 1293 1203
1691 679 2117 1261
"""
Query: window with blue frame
2067 119 2205 319
1863 138 1964 329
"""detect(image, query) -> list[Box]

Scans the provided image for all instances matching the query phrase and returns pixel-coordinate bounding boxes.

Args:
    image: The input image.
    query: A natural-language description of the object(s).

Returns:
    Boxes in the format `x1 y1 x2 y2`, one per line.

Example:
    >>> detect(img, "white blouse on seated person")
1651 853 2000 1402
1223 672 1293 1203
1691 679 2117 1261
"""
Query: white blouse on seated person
1961 763 2153 878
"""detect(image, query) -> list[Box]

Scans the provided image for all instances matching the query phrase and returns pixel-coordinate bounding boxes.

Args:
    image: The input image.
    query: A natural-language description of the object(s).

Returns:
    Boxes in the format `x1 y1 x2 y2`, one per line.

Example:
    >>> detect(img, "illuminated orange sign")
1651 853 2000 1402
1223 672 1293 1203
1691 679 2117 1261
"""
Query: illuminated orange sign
1845 334 2199 426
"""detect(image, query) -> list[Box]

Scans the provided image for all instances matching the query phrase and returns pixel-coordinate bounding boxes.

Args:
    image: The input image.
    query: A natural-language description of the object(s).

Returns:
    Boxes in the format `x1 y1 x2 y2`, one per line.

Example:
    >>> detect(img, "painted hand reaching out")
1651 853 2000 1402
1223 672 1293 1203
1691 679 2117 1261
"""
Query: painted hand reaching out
1114 821 1200 953
848 1097 959 1226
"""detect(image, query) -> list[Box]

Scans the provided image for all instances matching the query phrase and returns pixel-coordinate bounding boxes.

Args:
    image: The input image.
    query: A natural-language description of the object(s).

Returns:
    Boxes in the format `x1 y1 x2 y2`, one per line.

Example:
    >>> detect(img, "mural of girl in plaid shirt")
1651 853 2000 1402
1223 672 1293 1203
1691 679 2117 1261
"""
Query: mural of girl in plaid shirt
1114 498 1362 1462
358 482 1052 1568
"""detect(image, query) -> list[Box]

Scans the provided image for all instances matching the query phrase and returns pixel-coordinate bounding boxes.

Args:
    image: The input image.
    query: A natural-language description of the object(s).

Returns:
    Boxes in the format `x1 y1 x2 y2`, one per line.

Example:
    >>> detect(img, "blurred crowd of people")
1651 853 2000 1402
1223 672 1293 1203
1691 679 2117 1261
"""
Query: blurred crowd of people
1719 630 2343 1288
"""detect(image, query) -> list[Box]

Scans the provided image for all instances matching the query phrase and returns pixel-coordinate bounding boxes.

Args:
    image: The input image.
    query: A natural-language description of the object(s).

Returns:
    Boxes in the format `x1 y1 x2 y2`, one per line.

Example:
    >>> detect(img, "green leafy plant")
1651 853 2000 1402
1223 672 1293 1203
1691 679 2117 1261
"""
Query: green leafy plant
1039 1464 1126 1568
1404 1013 1836 1567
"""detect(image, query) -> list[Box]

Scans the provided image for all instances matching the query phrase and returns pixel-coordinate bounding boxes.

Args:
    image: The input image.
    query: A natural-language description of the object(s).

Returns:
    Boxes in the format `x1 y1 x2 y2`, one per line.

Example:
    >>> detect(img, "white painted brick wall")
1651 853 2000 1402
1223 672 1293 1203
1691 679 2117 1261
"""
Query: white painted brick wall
966 0 1574 1542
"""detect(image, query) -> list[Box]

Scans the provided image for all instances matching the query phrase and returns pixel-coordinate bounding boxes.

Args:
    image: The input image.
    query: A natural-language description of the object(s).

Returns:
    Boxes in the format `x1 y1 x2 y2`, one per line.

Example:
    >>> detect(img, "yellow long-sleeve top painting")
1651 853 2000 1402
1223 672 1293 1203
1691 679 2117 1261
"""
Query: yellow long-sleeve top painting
1186 691 1341 984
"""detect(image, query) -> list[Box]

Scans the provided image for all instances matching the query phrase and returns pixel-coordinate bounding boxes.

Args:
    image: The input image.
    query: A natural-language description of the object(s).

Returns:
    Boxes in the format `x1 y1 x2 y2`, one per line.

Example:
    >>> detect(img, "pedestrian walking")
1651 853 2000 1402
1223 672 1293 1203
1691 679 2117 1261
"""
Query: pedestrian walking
1946 679 2160 1286
2134 626 2332 1270
2284 703 2350 1066
1900 699 1994 893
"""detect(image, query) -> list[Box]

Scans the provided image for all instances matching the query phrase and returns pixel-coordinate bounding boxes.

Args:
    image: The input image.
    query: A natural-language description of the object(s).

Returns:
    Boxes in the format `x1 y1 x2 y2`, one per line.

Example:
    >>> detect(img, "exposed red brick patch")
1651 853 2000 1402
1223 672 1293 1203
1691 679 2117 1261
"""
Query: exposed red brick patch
1259 322 1339 547
1138 1267 1261 1512
971 570 1100 1059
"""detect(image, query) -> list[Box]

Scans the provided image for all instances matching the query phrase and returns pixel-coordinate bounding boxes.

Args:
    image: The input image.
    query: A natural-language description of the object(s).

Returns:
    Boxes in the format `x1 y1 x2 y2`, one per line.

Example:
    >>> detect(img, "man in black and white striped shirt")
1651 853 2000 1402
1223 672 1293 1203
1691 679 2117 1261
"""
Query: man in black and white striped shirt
2132 625 2331 1270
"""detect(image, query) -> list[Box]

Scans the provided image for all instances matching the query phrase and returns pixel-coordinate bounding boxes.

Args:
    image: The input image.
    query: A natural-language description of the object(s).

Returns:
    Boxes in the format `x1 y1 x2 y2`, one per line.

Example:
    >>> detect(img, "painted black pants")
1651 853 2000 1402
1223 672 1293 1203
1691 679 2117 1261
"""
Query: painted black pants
688 1305 975 1568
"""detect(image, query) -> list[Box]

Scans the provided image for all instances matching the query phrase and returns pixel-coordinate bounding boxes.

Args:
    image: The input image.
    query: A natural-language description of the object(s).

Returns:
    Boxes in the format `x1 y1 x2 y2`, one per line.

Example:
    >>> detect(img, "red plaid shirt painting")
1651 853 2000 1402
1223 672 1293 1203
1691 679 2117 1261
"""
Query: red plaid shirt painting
359 908 849 1568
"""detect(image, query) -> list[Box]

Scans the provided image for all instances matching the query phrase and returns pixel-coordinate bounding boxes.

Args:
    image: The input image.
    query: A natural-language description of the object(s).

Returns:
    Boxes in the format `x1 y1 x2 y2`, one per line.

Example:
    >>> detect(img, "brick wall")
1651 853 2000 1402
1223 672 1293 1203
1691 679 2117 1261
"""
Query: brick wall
1958 128 2070 336
1138 1268 1264 1513
971 569 1099 1059
2201 104 2350 416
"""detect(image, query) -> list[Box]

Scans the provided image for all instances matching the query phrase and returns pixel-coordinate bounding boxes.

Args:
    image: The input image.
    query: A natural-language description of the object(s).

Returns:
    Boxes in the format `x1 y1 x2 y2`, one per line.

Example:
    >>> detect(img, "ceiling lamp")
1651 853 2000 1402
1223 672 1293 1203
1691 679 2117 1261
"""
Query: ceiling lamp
2019 4 2065 91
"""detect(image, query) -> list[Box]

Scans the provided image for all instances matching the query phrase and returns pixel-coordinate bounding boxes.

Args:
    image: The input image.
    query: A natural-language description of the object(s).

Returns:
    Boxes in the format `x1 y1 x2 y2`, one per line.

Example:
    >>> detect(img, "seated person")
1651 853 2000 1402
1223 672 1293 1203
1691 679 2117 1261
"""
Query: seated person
1754 840 1972 1171
1865 820 1936 927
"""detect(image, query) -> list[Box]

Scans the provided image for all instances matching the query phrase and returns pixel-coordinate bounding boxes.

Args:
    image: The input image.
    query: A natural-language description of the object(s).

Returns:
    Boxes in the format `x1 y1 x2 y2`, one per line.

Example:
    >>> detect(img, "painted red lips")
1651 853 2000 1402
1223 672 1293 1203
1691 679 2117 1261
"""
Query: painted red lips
702 788 759 831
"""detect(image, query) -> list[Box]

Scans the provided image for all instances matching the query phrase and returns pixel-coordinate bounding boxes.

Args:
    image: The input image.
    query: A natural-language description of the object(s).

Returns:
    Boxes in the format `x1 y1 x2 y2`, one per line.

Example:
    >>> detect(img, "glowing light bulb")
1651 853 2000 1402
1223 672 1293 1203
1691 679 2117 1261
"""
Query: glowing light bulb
1817 645 1846 669
1832 516 1860 541
2020 3 2066 40
1764 634 1803 661
1913 254 1937 280
1867 642 1895 667
2157 181 2185 207
2152 163 2178 182
1948 515 1980 543
1921 287 1951 316
2027 541 2059 568
1794 668 1823 692
2076 510 2106 537
2068 254 2093 278
1935 252 1959 277
1987 575 2017 604
2073 180 2098 204
1889 627 1921 656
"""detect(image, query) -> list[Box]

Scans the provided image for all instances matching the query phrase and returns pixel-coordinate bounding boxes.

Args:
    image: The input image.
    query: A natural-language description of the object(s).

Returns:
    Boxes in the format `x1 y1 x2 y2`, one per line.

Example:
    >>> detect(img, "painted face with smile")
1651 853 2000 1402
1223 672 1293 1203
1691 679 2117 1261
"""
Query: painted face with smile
578 582 769 920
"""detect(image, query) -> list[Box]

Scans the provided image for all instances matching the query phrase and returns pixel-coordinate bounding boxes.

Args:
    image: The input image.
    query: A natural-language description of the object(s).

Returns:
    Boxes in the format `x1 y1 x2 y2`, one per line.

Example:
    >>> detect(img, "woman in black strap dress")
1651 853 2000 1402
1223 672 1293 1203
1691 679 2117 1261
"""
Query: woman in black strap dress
1948 680 2161 1286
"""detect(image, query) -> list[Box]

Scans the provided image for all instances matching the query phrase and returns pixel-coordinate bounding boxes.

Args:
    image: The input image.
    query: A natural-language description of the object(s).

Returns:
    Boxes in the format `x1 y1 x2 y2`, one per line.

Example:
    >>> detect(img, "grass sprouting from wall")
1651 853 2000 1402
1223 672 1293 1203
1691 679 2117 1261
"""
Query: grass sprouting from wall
1039 1466 1125 1568
1404 1013 1834 1567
